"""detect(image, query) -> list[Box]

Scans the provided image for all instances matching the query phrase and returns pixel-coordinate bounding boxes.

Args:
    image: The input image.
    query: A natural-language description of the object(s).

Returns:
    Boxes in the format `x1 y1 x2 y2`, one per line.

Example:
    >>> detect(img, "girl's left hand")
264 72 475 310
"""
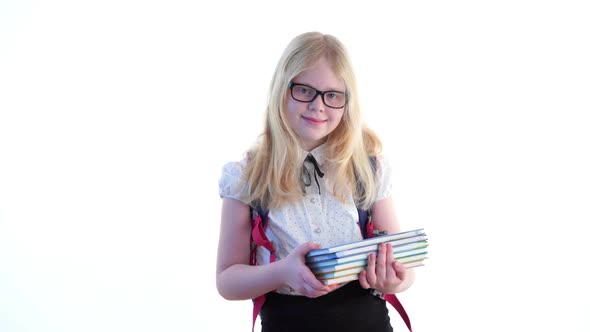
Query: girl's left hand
358 242 406 294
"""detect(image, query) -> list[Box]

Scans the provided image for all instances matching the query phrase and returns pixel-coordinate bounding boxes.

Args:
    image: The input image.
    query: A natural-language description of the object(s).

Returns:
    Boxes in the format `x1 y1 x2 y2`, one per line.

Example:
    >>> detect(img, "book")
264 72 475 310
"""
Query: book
305 228 429 285
396 253 428 265
305 235 428 263
320 260 425 285
315 266 366 279
309 247 429 274
306 228 425 258
307 240 429 269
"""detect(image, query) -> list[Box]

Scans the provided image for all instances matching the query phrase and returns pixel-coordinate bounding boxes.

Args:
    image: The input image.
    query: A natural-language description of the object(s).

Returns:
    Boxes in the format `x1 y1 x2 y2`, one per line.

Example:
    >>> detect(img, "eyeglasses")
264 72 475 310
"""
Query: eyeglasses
288 82 347 109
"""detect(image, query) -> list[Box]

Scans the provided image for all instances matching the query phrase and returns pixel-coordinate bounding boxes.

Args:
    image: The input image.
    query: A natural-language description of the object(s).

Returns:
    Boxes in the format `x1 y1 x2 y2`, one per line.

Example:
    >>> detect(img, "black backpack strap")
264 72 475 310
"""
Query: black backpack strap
357 208 370 238
357 156 377 238
250 200 269 222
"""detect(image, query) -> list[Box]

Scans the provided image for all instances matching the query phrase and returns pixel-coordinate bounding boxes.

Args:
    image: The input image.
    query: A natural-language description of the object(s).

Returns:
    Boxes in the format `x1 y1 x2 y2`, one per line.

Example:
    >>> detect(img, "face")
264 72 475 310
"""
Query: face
285 57 346 151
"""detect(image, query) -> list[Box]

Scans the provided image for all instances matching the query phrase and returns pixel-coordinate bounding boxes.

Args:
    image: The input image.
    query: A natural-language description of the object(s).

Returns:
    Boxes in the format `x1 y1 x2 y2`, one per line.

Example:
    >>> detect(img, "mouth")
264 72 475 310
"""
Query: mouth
302 116 327 125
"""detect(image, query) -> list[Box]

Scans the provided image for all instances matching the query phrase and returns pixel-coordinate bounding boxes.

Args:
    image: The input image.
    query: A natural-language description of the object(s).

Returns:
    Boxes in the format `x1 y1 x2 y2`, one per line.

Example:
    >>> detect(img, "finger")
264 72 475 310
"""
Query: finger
376 243 387 281
365 252 377 286
305 281 331 298
306 289 324 298
358 270 370 289
304 271 332 293
326 284 341 292
314 283 341 297
394 261 407 281
385 243 396 279
301 281 316 298
294 242 321 256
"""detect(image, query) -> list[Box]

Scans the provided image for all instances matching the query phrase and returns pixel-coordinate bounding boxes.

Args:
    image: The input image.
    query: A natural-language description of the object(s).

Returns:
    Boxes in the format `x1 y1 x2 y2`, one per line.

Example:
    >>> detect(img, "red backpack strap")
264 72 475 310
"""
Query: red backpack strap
251 214 275 257
362 210 413 332
385 294 412 332
252 295 265 332
250 205 276 332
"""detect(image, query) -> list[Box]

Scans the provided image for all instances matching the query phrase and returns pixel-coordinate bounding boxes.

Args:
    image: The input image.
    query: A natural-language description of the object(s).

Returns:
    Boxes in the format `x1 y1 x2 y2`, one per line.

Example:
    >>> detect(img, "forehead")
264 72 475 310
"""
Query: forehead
294 57 345 91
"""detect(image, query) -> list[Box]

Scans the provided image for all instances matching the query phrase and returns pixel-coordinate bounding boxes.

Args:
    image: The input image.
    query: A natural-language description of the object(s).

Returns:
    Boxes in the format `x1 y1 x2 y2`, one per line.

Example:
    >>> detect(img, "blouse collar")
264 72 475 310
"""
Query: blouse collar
306 143 326 167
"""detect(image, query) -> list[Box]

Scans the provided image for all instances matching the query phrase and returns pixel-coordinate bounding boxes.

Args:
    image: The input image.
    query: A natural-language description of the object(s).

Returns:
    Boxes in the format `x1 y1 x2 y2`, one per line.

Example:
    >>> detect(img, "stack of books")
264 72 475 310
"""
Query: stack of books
305 228 428 285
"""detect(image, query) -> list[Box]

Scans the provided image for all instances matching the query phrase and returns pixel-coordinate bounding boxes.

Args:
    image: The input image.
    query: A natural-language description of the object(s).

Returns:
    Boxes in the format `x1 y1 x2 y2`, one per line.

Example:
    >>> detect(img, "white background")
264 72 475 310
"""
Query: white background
1 1 589 331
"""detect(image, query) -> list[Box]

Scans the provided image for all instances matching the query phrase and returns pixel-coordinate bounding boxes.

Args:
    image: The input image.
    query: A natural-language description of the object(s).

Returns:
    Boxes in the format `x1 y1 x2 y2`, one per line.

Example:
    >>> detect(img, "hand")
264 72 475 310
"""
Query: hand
358 243 407 294
278 242 339 298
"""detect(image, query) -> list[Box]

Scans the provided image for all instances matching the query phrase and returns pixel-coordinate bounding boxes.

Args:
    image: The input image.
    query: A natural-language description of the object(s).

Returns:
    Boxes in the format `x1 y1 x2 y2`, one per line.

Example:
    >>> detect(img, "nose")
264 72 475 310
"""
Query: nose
308 93 325 112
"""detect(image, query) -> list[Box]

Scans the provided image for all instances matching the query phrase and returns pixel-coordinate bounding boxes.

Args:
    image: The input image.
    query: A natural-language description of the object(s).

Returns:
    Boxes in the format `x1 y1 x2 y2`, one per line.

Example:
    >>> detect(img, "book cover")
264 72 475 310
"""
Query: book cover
306 228 425 258
305 235 428 263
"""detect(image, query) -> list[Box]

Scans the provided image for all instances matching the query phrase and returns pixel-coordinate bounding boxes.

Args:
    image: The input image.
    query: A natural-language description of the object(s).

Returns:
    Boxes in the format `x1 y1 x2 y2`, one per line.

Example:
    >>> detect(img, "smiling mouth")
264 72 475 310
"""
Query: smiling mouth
302 116 327 124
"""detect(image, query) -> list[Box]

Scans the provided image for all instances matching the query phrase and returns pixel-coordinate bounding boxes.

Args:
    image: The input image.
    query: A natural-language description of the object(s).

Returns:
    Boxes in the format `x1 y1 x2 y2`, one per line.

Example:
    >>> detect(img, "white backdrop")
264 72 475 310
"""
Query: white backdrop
1 1 589 331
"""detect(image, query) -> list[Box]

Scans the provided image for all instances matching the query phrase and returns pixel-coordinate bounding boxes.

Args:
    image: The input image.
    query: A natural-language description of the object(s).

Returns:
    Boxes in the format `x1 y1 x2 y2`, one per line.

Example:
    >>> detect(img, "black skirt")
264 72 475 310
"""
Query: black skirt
260 281 393 332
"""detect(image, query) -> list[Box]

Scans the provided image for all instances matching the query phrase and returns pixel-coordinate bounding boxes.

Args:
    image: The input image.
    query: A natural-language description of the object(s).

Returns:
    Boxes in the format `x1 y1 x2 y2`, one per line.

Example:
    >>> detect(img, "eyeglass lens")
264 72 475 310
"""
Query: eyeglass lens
290 83 346 108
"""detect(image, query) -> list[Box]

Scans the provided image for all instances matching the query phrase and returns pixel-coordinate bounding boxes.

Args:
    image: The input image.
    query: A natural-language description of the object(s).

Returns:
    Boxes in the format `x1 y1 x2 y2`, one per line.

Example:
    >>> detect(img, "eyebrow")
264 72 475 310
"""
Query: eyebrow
295 82 346 93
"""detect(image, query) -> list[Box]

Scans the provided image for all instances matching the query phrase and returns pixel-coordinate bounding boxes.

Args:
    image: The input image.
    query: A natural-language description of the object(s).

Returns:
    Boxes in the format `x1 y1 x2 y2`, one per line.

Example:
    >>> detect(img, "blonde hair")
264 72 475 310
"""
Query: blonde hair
243 32 382 210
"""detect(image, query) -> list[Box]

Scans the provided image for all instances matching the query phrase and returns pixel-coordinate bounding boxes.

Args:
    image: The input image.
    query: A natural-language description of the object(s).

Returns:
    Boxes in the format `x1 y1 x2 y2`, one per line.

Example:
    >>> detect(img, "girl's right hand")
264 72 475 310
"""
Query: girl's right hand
277 242 338 298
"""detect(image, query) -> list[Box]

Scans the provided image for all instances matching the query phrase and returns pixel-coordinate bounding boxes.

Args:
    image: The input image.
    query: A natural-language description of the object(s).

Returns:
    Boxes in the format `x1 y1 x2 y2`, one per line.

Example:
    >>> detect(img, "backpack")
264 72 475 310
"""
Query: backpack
247 157 413 332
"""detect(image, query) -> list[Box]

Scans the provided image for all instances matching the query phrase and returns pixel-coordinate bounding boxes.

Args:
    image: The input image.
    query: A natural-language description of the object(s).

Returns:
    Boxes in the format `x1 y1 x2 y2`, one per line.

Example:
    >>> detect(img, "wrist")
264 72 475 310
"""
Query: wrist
270 258 289 290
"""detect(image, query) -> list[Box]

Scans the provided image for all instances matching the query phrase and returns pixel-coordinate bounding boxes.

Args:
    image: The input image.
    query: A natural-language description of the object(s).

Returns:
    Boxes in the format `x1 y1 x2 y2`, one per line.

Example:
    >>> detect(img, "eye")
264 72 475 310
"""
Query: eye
297 86 312 96
327 92 345 102
326 92 338 100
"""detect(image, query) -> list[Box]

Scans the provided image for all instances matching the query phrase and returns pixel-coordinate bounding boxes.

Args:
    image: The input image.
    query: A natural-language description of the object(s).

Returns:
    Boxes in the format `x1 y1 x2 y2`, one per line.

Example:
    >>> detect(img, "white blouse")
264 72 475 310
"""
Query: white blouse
218 144 394 294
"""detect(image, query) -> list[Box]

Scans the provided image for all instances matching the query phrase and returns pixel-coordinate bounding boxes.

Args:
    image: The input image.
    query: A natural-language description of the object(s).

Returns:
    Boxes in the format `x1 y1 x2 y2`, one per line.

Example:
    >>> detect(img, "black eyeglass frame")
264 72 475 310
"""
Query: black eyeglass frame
288 82 348 109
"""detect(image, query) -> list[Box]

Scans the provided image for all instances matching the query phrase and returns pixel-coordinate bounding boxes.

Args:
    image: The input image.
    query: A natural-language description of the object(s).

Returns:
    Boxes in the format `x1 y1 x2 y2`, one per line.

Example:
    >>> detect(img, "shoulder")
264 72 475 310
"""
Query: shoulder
218 155 250 203
375 153 392 173
220 157 247 179
374 153 394 201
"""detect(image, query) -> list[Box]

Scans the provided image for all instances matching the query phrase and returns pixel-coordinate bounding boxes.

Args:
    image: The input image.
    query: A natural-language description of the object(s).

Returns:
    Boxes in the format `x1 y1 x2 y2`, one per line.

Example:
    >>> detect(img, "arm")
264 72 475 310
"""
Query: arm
216 198 334 300
358 196 415 293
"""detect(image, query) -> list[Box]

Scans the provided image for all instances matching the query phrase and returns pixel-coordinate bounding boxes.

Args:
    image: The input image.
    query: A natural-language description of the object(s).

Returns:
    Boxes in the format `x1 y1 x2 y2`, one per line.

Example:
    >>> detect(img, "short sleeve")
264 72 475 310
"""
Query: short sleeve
376 154 394 201
218 158 249 203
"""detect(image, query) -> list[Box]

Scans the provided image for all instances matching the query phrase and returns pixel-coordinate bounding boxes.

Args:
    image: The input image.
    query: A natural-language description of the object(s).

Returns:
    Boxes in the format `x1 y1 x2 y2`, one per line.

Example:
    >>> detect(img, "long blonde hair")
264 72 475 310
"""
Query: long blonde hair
243 32 382 210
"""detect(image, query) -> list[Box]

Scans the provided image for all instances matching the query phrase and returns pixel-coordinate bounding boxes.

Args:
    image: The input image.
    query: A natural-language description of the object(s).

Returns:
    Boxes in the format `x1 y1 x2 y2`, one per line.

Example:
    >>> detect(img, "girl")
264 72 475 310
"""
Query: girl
216 32 415 332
